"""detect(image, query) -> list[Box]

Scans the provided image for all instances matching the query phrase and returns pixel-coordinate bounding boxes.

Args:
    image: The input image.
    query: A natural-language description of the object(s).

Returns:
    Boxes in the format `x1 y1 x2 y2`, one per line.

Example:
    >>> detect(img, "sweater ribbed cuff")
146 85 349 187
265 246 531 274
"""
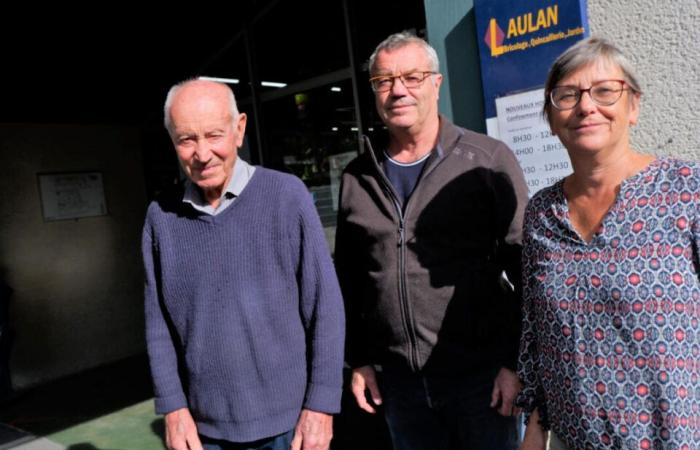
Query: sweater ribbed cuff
154 392 188 415
303 382 342 414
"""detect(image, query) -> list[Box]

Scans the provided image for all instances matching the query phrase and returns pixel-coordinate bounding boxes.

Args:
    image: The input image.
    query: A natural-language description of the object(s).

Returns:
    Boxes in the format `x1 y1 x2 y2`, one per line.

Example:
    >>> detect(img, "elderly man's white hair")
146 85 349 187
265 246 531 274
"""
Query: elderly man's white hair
163 79 239 133
368 32 440 74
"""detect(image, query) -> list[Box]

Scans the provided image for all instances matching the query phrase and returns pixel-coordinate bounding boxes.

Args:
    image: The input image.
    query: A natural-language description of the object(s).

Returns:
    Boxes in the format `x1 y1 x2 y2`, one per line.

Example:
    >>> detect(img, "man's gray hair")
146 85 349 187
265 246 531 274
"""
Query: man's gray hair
368 32 440 74
543 36 642 123
163 78 239 133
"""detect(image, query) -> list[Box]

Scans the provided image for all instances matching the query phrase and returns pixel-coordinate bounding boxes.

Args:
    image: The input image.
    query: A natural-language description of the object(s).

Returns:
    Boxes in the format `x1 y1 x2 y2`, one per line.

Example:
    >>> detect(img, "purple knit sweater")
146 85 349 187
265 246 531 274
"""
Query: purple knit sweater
142 168 345 442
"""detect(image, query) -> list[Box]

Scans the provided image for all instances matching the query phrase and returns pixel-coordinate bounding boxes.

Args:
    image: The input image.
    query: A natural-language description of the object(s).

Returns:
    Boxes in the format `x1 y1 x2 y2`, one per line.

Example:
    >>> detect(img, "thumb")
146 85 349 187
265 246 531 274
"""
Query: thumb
490 381 501 408
365 374 383 405
290 427 302 450
190 436 204 450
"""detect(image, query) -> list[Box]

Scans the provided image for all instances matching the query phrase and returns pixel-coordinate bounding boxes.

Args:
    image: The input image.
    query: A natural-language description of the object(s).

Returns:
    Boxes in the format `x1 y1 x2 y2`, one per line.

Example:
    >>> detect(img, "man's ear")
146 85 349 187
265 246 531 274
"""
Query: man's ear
234 113 247 147
433 73 443 99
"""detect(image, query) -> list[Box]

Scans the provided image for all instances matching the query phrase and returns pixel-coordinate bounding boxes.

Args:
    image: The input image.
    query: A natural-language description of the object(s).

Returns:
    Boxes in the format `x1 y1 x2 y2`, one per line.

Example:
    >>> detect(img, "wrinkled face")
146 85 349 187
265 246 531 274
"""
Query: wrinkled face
168 83 246 199
548 60 640 157
372 43 442 134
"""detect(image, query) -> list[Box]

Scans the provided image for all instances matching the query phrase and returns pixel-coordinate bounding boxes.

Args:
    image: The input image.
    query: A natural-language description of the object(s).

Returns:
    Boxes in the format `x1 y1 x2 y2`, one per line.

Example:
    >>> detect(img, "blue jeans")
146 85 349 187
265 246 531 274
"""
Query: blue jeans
379 366 518 450
201 429 294 450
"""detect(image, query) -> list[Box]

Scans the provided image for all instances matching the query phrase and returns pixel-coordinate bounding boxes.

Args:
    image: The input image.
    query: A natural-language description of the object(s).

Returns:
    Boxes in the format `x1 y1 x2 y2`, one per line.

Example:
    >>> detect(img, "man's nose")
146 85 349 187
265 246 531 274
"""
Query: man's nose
193 142 212 161
390 76 409 96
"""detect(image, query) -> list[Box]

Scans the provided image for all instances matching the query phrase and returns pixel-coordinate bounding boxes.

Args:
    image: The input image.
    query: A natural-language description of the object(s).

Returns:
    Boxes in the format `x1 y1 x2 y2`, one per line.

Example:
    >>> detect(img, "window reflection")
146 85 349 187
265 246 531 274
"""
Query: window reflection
262 78 358 229
254 0 348 86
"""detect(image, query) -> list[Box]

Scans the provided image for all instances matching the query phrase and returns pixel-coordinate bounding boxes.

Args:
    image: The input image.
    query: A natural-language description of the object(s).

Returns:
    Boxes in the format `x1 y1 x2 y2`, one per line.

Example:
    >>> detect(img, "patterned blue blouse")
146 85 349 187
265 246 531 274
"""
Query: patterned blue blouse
517 159 700 450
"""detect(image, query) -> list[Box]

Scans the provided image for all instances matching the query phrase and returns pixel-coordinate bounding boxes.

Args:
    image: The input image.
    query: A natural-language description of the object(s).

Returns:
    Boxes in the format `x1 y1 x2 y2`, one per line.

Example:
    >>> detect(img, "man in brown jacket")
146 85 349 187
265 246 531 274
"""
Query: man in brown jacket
335 32 528 450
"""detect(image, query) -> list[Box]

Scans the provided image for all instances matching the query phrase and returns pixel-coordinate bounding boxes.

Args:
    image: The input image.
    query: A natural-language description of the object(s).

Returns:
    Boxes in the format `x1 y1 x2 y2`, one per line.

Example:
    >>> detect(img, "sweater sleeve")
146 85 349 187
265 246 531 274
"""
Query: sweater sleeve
292 183 346 414
142 214 188 415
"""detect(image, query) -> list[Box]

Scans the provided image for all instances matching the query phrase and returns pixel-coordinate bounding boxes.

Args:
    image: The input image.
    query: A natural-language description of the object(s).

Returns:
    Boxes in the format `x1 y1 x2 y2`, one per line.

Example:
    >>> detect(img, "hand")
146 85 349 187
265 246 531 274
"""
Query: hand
520 432 547 450
350 365 383 414
519 409 547 450
164 407 203 450
291 409 333 450
490 367 522 416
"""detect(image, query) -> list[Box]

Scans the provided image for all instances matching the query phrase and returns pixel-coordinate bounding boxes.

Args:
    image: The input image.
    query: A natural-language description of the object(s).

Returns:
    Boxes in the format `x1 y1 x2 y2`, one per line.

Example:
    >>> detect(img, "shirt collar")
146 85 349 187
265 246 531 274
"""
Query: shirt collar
182 157 253 208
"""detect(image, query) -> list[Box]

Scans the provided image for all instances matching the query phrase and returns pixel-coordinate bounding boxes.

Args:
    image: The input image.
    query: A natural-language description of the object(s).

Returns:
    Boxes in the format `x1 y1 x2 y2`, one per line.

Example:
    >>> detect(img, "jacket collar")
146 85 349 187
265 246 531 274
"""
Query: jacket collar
362 114 464 169
436 114 464 157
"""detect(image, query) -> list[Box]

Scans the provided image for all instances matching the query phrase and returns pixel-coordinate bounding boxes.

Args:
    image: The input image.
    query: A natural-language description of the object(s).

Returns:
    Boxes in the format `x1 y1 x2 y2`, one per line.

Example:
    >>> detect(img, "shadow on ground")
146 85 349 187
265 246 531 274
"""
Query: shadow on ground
0 354 153 438
66 444 121 450
0 357 391 449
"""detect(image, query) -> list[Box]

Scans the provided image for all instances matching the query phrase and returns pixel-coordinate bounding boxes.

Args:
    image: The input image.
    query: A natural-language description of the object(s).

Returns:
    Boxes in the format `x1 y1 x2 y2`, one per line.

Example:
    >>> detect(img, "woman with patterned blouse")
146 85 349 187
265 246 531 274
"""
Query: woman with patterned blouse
517 37 700 450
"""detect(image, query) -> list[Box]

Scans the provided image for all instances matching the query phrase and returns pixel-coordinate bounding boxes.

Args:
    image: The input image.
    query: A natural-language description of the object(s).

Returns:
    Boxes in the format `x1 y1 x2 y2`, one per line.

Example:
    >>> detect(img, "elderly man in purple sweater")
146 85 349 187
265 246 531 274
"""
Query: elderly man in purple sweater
142 79 345 450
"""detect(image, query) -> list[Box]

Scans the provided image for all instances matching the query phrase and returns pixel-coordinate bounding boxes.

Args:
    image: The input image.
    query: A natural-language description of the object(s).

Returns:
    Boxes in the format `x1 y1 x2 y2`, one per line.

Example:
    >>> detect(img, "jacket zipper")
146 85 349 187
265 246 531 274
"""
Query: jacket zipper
363 137 421 371
397 216 420 370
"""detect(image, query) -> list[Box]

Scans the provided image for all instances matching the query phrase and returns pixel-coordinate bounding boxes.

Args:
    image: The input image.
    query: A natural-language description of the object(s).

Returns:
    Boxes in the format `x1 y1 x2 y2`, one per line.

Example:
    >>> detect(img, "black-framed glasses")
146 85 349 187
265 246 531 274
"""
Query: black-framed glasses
550 79 629 110
369 71 437 93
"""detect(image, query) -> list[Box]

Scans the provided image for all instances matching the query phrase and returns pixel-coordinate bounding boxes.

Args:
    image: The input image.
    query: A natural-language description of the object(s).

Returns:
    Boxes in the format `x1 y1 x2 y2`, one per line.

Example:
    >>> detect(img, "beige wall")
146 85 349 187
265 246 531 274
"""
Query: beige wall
0 124 147 389
589 0 700 160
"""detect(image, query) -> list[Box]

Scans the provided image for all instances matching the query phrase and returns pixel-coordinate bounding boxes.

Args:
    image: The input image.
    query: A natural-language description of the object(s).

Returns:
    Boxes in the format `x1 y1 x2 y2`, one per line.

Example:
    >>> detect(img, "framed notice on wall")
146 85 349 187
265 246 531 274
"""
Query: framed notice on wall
37 172 108 221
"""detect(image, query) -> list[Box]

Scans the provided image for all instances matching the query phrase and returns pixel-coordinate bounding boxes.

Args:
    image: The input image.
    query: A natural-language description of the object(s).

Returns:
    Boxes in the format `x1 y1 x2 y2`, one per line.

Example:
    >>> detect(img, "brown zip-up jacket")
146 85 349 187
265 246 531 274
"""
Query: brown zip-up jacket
335 116 529 374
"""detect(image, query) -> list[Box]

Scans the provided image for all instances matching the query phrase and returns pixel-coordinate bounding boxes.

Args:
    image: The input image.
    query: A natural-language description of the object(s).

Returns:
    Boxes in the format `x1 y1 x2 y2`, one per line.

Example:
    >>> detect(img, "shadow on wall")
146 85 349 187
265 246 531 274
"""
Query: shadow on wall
444 9 486 133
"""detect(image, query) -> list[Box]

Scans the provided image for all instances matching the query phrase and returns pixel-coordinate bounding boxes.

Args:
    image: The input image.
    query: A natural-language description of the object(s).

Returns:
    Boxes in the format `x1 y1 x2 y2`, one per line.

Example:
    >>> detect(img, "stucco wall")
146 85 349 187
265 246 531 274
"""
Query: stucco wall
0 125 147 389
587 1 699 160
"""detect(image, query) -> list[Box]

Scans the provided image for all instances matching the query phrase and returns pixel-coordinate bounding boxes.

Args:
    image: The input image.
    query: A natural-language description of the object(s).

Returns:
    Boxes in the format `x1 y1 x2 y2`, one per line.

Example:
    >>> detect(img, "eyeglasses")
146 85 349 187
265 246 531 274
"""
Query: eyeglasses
550 79 629 110
369 71 437 93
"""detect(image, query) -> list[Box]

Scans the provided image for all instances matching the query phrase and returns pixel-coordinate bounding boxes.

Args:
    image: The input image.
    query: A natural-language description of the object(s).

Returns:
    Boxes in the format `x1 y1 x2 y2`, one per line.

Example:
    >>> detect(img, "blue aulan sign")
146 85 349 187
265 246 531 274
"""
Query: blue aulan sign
474 0 589 119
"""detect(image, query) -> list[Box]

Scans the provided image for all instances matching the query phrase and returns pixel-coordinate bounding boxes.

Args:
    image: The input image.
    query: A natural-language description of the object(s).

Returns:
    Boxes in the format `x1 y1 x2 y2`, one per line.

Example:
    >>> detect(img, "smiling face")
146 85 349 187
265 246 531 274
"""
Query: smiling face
371 43 443 135
549 59 640 159
168 81 246 204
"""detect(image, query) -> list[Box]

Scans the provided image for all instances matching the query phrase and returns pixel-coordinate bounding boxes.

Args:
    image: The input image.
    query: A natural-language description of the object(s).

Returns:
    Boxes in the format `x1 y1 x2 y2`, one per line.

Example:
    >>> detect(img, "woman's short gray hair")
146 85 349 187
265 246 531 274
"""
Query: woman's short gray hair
543 36 642 123
163 79 239 133
368 32 440 74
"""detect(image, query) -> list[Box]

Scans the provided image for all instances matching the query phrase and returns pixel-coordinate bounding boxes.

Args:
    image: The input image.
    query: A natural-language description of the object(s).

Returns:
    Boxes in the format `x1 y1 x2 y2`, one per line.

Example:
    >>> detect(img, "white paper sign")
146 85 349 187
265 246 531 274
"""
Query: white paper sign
38 172 108 221
495 88 572 196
